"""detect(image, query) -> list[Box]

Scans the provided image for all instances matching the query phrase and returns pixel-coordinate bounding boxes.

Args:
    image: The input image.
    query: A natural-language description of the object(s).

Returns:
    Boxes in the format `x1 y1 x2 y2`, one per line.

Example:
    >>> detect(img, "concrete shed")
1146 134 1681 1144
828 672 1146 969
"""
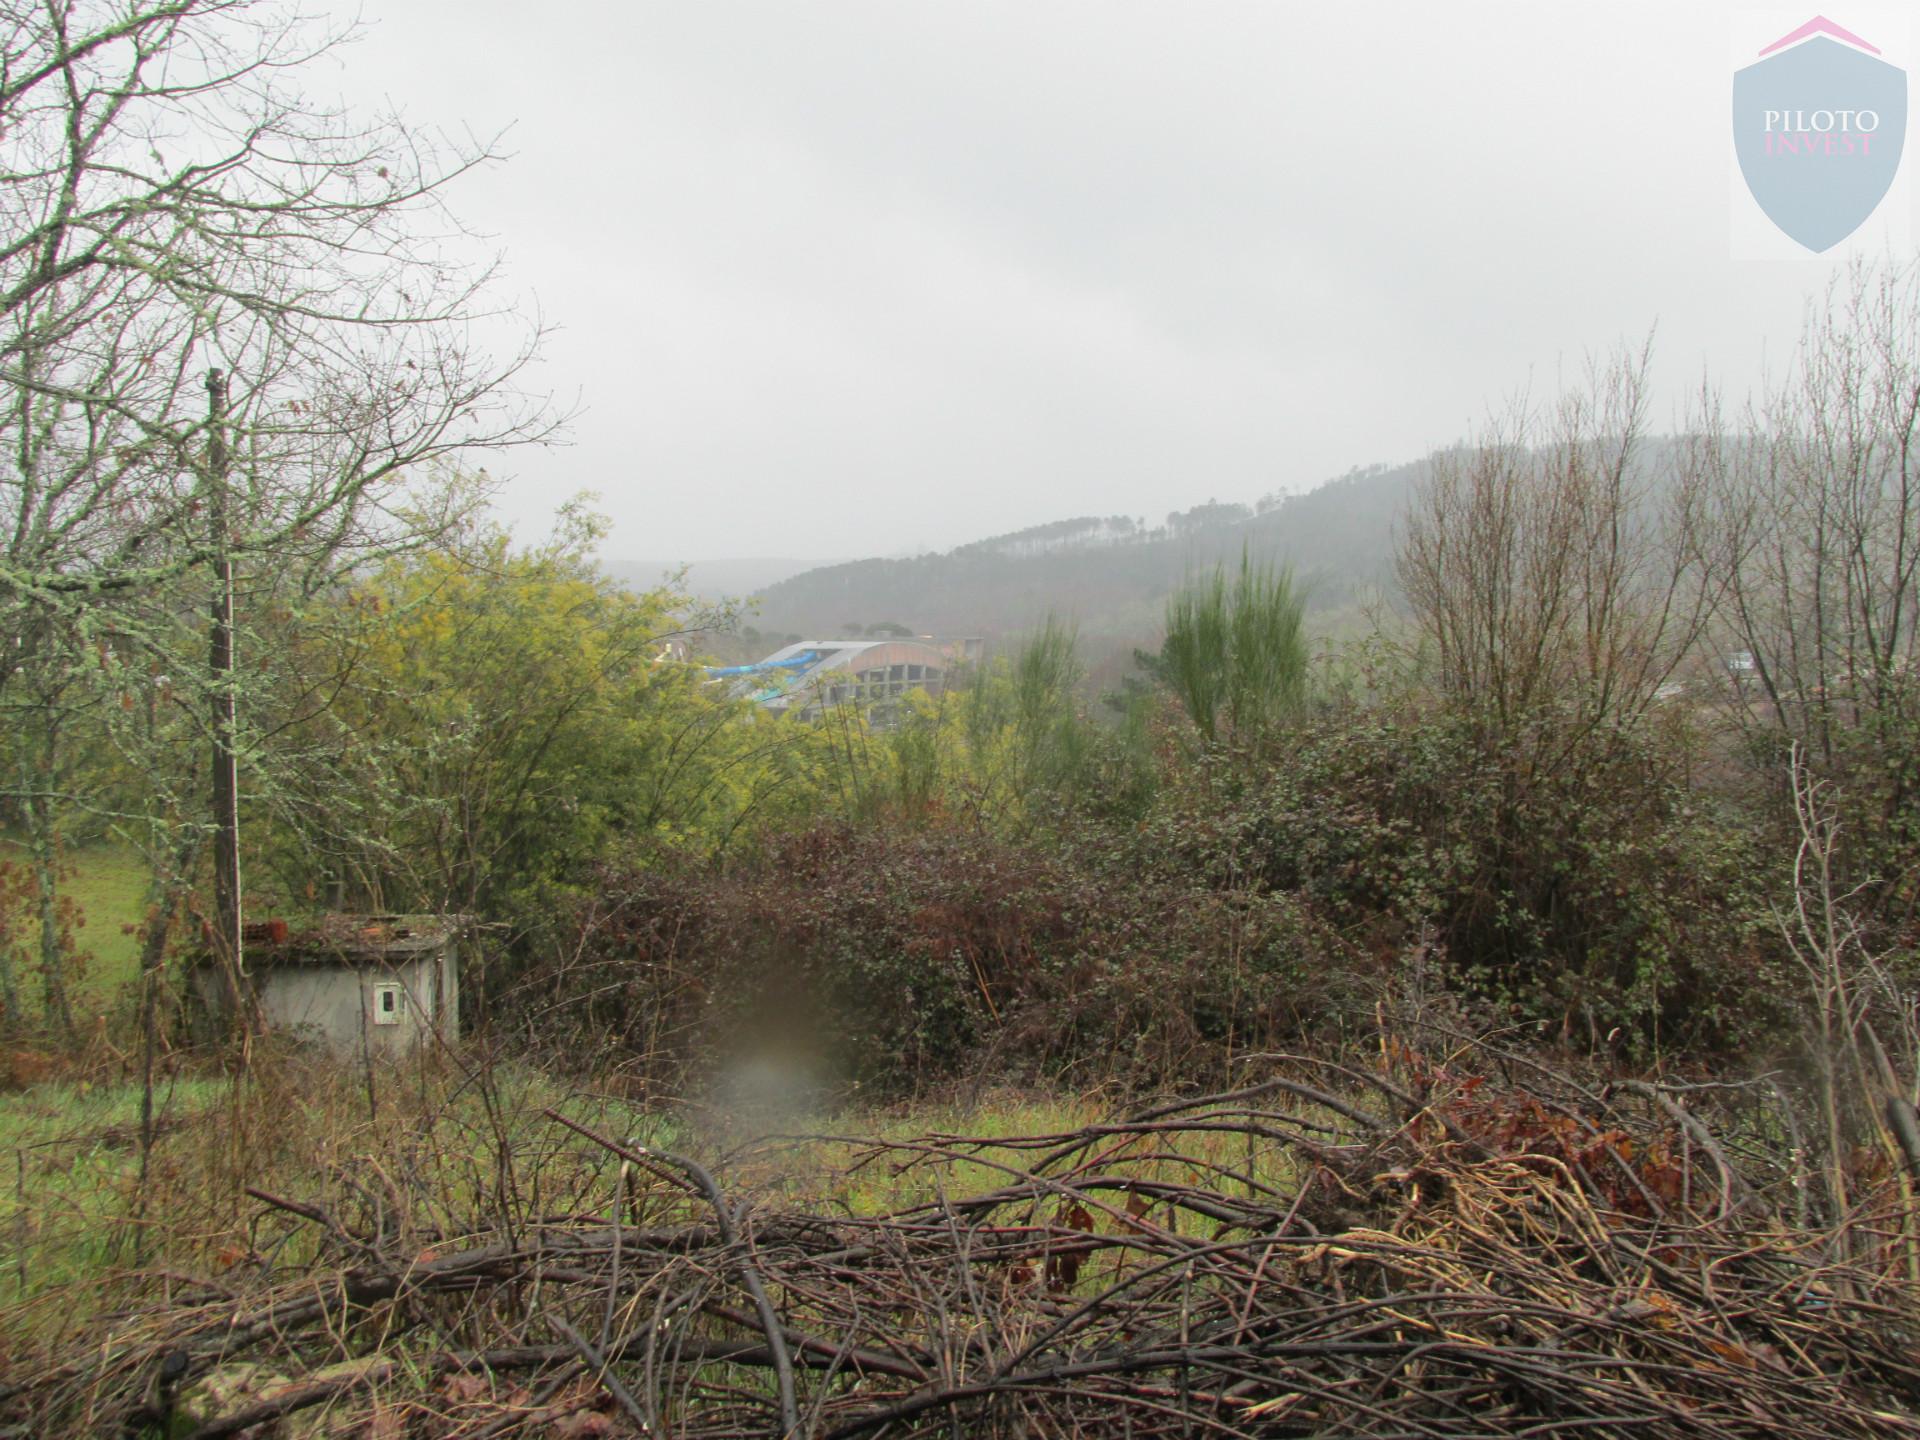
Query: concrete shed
192 914 462 1056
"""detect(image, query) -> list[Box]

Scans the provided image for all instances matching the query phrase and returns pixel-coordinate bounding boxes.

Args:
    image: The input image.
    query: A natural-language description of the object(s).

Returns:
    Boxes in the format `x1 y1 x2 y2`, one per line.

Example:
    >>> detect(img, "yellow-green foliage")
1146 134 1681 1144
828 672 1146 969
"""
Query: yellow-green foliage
836 620 1103 833
261 508 849 915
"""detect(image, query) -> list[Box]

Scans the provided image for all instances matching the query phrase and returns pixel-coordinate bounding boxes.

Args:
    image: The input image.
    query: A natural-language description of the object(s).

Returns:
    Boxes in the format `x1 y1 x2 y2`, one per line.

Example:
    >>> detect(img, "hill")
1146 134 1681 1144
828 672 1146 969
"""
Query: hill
743 459 1422 647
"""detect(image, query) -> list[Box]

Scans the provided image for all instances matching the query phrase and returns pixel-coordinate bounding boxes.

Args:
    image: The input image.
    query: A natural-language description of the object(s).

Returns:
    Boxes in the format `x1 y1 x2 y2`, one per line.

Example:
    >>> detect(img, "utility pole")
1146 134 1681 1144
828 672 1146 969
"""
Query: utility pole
206 368 244 1020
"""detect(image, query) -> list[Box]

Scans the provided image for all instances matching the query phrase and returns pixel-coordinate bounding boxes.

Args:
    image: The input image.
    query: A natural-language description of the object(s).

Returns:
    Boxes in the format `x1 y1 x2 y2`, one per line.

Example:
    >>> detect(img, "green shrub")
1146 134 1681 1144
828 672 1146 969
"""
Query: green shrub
1130 707 1783 1055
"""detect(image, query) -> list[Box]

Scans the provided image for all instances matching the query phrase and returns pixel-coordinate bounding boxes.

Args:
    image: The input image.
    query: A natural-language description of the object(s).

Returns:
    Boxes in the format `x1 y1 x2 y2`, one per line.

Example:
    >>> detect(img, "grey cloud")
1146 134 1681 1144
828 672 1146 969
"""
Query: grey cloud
335 2 1843 561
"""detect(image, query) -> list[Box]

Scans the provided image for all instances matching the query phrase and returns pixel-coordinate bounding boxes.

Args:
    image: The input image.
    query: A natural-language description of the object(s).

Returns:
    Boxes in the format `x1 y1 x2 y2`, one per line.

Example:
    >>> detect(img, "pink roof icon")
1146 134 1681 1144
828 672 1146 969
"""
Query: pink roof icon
1759 16 1882 58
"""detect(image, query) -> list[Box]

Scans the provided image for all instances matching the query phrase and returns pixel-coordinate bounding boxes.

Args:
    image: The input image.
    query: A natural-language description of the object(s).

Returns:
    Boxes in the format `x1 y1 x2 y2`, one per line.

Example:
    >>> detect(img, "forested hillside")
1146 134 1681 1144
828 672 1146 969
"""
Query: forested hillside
747 459 1418 641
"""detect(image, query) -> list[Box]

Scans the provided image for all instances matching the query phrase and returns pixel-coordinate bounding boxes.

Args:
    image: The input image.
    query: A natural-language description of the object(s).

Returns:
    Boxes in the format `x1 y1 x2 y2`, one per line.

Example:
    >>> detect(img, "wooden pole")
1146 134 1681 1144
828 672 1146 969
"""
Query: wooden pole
206 368 245 1025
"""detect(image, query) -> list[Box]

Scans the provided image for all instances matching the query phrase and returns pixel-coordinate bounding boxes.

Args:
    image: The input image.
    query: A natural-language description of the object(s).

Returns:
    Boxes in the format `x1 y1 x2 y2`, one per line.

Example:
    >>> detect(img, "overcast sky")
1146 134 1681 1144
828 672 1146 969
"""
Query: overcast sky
326 3 1906 562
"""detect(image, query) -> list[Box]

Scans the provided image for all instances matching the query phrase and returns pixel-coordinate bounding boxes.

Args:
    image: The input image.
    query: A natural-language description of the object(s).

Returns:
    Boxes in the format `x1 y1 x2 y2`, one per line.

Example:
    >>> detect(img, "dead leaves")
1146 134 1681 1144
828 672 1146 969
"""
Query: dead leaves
1043 1201 1096 1291
435 1371 628 1437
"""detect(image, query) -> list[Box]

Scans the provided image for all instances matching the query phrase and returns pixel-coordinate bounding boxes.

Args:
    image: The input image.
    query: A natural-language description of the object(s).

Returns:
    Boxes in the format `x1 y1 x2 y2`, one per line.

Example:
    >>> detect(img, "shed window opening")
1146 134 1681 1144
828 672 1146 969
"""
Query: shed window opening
373 982 404 1025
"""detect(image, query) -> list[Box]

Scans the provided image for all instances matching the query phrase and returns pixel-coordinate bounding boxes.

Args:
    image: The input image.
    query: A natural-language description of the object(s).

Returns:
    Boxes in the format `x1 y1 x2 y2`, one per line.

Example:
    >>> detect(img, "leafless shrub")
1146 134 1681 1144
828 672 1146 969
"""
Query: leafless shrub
1398 340 1717 774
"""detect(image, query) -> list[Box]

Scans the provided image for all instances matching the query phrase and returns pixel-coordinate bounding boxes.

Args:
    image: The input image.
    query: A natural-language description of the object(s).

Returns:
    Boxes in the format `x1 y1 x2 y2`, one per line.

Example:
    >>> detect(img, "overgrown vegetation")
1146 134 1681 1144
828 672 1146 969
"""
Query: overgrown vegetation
15 1028 1920 1439
6 1 1920 1433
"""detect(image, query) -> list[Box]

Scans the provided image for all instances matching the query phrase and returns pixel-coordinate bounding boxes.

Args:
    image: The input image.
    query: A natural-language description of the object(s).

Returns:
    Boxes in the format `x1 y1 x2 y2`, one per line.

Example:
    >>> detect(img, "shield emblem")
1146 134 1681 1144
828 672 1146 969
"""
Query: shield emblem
1733 22 1907 253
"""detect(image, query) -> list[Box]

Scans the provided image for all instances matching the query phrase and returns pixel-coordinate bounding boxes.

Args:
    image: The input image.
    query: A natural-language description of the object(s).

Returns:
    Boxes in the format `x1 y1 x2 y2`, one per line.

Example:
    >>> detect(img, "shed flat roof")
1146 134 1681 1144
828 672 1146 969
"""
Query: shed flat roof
210 914 464 968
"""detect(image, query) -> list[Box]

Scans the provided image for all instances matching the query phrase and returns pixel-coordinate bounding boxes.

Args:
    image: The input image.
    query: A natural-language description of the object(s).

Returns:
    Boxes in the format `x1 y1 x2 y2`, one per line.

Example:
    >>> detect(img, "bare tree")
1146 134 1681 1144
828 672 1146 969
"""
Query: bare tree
1397 341 1717 773
1775 746 1920 1257
0 0 554 604
0 0 558 1027
1712 260 1920 777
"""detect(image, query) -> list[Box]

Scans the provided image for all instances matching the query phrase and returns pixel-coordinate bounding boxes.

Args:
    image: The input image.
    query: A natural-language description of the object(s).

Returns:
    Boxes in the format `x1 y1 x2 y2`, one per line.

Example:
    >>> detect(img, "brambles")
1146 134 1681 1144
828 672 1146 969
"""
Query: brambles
1125 705 1777 1053
519 824 1358 1098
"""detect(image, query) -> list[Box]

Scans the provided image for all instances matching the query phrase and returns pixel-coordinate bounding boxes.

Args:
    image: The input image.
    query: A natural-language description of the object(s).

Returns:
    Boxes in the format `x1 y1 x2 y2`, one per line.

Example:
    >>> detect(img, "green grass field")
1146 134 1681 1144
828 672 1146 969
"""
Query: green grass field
0 1069 228 1303
0 836 152 1011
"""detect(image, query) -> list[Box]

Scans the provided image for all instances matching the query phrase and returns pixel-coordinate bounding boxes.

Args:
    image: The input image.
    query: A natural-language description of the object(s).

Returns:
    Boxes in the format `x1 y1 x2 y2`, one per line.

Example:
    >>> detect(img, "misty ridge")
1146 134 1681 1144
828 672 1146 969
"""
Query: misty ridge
718 458 1415 645
659 429 1720 656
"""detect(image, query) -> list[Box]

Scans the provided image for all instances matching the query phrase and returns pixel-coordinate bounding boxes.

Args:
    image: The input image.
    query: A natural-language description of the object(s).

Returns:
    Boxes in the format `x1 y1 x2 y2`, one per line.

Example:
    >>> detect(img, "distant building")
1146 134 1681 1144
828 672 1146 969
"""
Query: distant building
707 637 981 721
191 914 461 1055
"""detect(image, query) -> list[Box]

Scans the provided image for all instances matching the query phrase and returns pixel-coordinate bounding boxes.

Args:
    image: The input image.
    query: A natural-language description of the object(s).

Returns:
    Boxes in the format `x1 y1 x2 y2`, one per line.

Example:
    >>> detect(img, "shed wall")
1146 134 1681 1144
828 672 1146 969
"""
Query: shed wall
257 958 439 1057
193 942 458 1055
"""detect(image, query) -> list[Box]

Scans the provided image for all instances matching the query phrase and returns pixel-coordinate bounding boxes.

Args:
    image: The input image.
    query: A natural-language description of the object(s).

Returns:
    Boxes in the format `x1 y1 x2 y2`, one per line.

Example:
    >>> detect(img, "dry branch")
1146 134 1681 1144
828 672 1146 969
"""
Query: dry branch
11 1052 1920 1439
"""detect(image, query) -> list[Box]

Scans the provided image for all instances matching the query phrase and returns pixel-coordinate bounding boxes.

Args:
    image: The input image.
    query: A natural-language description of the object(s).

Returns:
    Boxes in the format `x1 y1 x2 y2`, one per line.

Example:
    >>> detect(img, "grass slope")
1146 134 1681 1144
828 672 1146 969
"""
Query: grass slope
0 837 150 1012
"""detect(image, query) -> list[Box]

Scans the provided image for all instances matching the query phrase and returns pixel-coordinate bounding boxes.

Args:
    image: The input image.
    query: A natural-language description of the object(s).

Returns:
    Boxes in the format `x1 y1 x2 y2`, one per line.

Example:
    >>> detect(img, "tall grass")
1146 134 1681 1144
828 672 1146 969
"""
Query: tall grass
0 1051 665 1344
1161 550 1308 744
1007 617 1090 796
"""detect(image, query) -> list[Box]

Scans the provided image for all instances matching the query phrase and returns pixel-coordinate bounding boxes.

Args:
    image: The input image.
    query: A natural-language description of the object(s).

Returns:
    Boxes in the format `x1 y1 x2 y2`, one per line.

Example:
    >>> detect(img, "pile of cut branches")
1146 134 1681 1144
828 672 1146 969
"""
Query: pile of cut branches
9 1042 1920 1438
